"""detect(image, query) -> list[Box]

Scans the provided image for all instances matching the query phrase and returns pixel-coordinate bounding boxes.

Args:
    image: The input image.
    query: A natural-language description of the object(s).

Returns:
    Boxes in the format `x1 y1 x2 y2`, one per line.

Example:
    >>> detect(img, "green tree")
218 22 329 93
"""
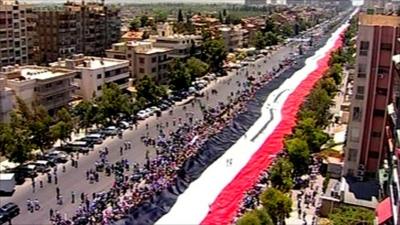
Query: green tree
177 9 184 22
140 15 149 27
285 137 310 174
264 17 276 33
187 57 209 78
218 11 223 23
269 158 293 192
251 31 267 50
254 208 274 225
51 108 74 146
29 105 54 153
328 206 375 225
129 18 141 31
74 100 100 131
237 211 260 225
281 22 294 37
96 83 131 125
201 38 227 72
326 63 343 85
136 75 166 105
260 188 292 224
293 117 330 152
264 31 279 46
154 10 168 23
169 59 192 91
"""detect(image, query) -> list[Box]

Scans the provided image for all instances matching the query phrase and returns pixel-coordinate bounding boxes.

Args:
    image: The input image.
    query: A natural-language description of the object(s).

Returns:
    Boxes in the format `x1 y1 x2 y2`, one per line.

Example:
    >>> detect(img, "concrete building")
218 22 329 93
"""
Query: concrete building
0 0 35 67
106 41 172 83
153 34 202 59
50 54 130 100
343 13 400 177
0 65 76 114
34 0 121 64
0 77 13 122
244 0 266 5
218 26 243 52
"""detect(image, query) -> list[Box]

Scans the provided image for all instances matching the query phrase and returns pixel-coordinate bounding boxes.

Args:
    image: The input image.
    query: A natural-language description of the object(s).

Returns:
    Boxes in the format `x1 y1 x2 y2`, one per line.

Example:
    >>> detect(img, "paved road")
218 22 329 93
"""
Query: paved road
1 45 296 225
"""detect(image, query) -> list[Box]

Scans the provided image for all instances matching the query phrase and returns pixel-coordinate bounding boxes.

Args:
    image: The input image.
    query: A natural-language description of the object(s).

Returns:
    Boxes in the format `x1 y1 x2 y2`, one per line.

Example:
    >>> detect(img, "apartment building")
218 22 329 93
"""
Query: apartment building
34 0 121 64
51 54 130 100
106 41 172 83
244 0 266 5
218 26 243 52
0 77 13 122
343 13 400 177
0 0 35 67
0 65 76 114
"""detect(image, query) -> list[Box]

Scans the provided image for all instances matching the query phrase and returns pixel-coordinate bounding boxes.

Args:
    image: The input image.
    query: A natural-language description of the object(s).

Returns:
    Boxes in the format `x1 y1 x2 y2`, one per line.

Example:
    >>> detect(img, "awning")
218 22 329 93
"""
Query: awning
376 197 393 224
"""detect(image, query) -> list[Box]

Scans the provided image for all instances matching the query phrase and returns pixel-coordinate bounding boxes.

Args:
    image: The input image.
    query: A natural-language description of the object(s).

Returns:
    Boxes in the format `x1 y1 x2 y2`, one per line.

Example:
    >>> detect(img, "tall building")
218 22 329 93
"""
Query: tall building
0 65 77 115
50 54 130 100
343 13 400 177
106 41 172 83
34 0 121 64
0 0 35 67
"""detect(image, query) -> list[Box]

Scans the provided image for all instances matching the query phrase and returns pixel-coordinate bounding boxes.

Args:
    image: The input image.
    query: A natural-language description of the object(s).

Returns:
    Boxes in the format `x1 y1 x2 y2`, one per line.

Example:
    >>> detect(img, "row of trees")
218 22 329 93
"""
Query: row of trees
0 99 74 163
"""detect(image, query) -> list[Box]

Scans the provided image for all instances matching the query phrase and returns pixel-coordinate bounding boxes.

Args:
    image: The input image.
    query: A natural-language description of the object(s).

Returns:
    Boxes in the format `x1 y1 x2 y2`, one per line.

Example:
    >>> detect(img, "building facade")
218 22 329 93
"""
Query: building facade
51 54 130 100
344 13 400 177
0 0 35 67
0 65 76 114
106 41 172 83
0 77 13 122
218 26 243 52
34 0 121 64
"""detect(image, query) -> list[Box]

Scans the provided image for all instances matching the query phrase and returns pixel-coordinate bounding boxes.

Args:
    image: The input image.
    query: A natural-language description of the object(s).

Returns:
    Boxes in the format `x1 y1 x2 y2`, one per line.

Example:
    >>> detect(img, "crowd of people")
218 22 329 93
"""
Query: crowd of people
45 53 298 225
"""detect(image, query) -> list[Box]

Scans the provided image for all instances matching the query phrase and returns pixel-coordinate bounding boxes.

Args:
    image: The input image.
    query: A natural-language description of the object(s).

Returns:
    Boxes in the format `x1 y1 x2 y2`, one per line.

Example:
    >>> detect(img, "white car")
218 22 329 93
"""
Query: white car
136 110 149 120
145 108 154 116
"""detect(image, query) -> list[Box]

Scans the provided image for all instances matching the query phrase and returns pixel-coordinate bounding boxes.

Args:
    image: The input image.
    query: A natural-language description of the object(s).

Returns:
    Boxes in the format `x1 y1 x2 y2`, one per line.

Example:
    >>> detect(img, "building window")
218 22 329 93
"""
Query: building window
381 43 392 51
355 86 364 100
350 128 360 142
372 131 381 137
347 148 358 162
376 88 388 96
352 107 361 121
357 63 366 78
97 74 102 79
373 109 385 117
139 68 145 73
139 57 145 64
152 57 157 63
152 67 156 73
378 66 390 75
369 151 379 159
359 41 369 56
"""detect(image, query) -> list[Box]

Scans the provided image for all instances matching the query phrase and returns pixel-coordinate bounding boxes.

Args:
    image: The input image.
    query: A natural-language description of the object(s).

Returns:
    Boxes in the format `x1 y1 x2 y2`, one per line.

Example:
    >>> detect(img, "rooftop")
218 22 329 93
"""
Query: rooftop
51 55 128 70
359 13 400 27
1 65 74 81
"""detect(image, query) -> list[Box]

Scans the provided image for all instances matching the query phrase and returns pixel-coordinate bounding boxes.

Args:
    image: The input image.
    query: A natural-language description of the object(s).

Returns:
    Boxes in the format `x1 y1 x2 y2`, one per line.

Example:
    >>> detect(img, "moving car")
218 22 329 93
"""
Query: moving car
32 160 52 173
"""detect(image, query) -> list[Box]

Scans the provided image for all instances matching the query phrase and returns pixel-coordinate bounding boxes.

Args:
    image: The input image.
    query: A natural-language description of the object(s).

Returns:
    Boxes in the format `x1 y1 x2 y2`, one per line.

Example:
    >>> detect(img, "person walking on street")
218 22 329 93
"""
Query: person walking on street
56 187 60 199
71 191 75 204
54 174 58 185
39 180 43 188
34 199 40 211
120 147 123 156
49 208 54 220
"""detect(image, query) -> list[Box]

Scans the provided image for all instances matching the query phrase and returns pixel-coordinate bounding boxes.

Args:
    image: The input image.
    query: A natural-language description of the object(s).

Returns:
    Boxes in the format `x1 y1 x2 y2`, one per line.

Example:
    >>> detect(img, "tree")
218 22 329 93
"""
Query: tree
285 137 310 174
328 206 375 225
169 59 192 91
218 11 223 23
326 63 343 85
136 75 166 105
29 105 54 153
269 158 294 192
140 15 149 27
264 17 276 33
222 9 227 17
142 31 150 40
281 22 294 37
260 188 292 225
237 211 260 225
74 100 99 131
201 38 227 72
129 18 141 31
264 31 279 46
251 31 267 50
154 10 168 23
253 208 273 225
293 117 330 152
96 83 131 125
51 108 74 146
177 9 184 22
187 57 209 78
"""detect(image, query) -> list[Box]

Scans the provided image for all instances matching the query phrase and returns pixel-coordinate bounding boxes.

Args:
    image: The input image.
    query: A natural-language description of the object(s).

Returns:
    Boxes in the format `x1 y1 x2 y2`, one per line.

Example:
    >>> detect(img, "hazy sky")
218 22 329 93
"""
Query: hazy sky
22 0 362 4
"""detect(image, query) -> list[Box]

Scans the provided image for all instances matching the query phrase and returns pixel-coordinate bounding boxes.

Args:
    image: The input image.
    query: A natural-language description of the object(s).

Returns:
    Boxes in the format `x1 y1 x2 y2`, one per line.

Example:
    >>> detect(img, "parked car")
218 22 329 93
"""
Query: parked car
144 108 154 116
32 160 52 173
65 141 92 153
150 106 161 113
0 202 19 224
159 103 169 111
118 121 130 129
136 110 149 120
102 126 119 136
45 150 69 163
81 134 103 145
